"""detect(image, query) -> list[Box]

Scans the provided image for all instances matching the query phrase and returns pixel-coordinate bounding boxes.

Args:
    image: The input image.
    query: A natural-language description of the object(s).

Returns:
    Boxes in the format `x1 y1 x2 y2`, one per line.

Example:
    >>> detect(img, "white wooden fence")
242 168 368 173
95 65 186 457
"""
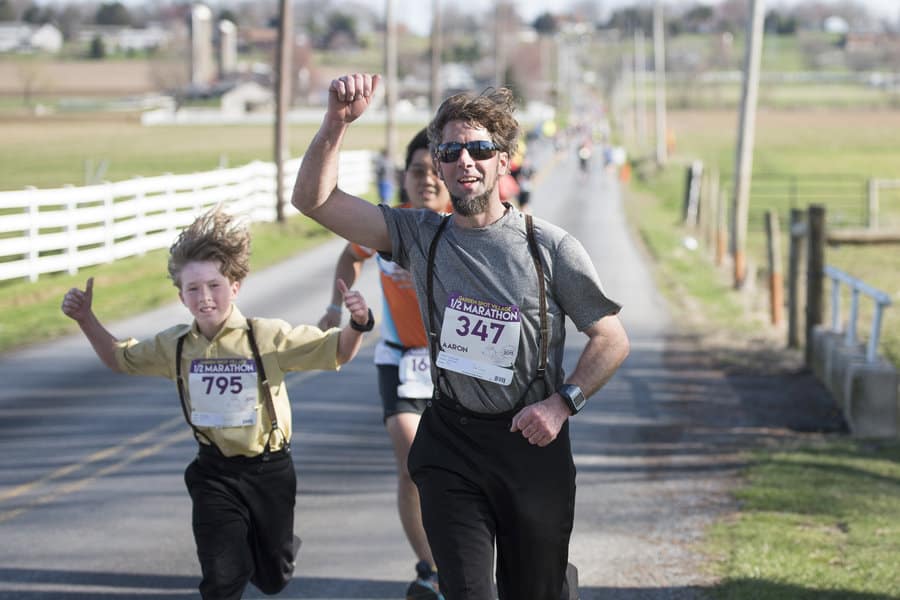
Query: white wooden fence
0 151 374 283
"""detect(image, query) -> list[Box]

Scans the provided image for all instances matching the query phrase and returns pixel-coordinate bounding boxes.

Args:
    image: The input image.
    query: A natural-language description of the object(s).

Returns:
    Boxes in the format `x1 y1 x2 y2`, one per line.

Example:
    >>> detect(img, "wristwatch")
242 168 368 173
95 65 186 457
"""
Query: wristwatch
558 384 586 415
349 308 375 332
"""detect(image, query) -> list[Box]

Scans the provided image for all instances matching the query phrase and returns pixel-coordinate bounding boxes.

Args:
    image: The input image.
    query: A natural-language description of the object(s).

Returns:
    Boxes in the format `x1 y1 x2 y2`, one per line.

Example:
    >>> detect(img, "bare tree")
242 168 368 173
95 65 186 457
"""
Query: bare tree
17 59 46 107
569 0 605 25
149 23 191 108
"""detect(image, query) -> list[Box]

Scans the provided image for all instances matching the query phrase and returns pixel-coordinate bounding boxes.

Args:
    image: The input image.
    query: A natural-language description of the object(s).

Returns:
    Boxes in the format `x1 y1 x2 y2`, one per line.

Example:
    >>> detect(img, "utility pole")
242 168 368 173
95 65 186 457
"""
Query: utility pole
634 28 647 153
273 0 293 222
385 0 398 169
731 0 765 288
620 50 634 146
494 1 506 88
653 0 668 167
556 35 566 118
430 0 443 110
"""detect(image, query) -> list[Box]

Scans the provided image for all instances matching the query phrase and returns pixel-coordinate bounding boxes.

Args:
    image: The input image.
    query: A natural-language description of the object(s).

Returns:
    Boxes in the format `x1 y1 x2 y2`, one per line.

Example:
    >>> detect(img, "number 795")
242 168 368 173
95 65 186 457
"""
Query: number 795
202 375 243 395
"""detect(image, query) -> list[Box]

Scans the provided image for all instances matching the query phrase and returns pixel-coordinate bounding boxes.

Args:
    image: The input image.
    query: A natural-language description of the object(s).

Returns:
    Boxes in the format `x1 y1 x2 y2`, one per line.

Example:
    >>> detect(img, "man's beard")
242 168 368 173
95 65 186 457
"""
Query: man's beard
450 179 495 217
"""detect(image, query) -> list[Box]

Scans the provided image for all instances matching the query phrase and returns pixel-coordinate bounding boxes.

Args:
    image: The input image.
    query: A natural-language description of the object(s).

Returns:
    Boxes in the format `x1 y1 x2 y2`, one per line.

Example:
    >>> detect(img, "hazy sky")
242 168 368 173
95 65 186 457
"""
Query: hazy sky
340 0 899 35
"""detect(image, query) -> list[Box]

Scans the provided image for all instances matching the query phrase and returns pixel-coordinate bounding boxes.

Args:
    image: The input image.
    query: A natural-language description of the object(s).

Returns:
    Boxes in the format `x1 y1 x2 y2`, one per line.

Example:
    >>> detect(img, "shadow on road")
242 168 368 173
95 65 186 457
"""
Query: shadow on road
1 568 892 599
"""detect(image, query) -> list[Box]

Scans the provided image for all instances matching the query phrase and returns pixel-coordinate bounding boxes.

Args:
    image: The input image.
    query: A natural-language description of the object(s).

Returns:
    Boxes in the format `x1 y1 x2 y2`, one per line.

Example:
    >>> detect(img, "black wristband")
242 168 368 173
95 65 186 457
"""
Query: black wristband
349 308 375 332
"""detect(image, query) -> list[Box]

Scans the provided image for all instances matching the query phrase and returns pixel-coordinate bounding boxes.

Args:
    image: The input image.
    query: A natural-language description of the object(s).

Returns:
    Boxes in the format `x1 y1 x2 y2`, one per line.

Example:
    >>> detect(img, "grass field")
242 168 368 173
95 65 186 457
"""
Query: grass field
626 108 900 598
0 111 408 350
638 109 900 369
705 439 900 598
0 215 338 353
0 115 426 191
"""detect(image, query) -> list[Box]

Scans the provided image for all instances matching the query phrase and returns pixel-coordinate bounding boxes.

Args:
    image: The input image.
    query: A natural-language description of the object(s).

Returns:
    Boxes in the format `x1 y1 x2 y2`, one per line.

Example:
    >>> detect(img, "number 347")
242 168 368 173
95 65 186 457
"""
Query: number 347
455 316 505 343
202 375 243 395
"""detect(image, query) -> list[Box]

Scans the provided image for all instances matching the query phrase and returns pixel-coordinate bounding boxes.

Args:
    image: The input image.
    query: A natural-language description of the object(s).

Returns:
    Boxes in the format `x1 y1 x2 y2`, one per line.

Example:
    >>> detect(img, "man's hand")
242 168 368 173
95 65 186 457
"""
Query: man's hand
327 73 380 124
61 277 95 323
510 394 571 447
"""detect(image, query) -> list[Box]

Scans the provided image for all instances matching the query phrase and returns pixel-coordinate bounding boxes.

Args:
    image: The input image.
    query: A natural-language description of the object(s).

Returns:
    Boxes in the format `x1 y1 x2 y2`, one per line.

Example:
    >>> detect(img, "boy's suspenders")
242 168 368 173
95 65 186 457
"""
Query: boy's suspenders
175 319 286 459
425 211 550 406
175 334 213 449
246 320 288 458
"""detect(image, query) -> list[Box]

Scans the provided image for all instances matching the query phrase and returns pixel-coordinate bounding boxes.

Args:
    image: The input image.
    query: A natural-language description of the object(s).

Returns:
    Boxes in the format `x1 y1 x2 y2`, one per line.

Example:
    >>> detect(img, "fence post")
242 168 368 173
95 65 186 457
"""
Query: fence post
683 160 703 226
103 182 114 263
697 169 709 237
715 184 728 266
705 168 719 251
805 204 825 366
765 210 783 325
867 178 879 230
164 173 176 238
26 186 38 282
65 185 77 275
135 176 146 256
787 208 804 348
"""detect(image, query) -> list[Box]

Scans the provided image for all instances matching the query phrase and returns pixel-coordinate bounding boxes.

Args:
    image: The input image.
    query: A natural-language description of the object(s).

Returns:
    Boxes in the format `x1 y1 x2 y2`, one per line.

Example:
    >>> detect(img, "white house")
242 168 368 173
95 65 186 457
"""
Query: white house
118 25 170 52
29 23 63 53
824 16 850 34
0 22 62 53
77 25 171 54
221 80 273 116
0 23 30 52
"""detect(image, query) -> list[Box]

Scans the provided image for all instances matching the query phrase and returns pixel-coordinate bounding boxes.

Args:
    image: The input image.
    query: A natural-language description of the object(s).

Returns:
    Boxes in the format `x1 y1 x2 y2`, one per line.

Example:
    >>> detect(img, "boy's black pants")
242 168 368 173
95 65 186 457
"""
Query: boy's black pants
409 399 577 600
184 446 298 600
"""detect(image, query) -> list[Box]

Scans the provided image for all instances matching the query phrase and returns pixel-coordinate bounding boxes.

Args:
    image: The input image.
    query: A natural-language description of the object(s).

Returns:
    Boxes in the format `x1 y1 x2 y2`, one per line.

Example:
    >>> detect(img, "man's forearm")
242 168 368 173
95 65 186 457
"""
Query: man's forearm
567 315 629 398
291 121 348 215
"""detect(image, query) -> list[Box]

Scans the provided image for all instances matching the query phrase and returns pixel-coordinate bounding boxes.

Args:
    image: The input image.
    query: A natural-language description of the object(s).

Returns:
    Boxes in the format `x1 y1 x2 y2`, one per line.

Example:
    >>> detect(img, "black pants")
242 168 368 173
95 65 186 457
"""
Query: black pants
408 399 576 600
184 446 298 600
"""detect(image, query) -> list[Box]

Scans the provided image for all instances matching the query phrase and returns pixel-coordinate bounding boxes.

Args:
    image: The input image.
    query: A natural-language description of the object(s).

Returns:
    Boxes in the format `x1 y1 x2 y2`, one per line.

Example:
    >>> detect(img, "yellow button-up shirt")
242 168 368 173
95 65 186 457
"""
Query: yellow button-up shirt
114 305 340 457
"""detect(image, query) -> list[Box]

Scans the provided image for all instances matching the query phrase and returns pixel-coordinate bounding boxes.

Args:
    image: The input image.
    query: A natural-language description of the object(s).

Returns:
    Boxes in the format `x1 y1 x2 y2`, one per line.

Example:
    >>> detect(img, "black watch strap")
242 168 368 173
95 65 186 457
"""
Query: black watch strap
558 384 586 415
349 308 375 332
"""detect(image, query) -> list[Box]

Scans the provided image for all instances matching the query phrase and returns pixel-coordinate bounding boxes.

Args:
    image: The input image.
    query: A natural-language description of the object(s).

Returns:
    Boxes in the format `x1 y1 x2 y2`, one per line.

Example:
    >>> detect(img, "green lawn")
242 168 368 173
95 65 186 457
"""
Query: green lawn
0 215 339 353
705 440 900 598
626 107 900 599
0 116 425 191
645 109 900 369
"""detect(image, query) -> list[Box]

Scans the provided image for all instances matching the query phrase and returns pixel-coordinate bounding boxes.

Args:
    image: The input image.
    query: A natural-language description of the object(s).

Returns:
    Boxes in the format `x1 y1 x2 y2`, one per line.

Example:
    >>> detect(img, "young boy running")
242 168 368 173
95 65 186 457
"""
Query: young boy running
61 207 374 600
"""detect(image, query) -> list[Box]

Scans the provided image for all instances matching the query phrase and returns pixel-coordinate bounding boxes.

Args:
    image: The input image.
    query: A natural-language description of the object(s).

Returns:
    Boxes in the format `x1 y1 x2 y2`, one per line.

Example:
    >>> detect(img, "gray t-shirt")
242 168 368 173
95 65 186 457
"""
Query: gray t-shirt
380 204 621 413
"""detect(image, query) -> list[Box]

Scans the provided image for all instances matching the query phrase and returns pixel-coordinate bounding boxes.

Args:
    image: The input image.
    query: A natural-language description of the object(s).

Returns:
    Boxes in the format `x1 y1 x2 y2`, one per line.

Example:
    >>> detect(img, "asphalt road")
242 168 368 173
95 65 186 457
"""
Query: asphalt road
0 141 733 599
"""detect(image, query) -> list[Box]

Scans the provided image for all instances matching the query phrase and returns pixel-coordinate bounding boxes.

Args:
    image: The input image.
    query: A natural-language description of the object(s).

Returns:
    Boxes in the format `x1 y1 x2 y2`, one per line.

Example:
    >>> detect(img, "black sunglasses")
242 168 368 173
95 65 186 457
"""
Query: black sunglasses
435 140 499 163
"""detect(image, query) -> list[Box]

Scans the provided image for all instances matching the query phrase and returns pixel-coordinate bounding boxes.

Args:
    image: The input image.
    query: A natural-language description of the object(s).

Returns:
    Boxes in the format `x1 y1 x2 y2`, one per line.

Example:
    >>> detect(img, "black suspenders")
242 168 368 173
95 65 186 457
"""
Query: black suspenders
175 334 213 449
175 319 287 459
425 211 550 406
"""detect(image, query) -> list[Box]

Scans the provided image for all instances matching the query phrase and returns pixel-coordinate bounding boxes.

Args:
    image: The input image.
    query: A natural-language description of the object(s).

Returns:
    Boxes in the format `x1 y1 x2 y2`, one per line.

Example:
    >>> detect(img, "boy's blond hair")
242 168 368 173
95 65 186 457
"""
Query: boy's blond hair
167 207 250 287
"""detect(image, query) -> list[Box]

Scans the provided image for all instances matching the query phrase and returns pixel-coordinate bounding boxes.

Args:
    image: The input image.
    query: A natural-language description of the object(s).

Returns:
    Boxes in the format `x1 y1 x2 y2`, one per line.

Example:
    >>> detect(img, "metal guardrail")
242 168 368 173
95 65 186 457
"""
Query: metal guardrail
824 265 893 363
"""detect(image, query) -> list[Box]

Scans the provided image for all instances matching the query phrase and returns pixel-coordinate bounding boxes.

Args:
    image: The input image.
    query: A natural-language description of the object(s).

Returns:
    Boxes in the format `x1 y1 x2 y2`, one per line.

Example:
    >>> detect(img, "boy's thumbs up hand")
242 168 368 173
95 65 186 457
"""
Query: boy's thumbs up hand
337 278 370 329
61 277 95 322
